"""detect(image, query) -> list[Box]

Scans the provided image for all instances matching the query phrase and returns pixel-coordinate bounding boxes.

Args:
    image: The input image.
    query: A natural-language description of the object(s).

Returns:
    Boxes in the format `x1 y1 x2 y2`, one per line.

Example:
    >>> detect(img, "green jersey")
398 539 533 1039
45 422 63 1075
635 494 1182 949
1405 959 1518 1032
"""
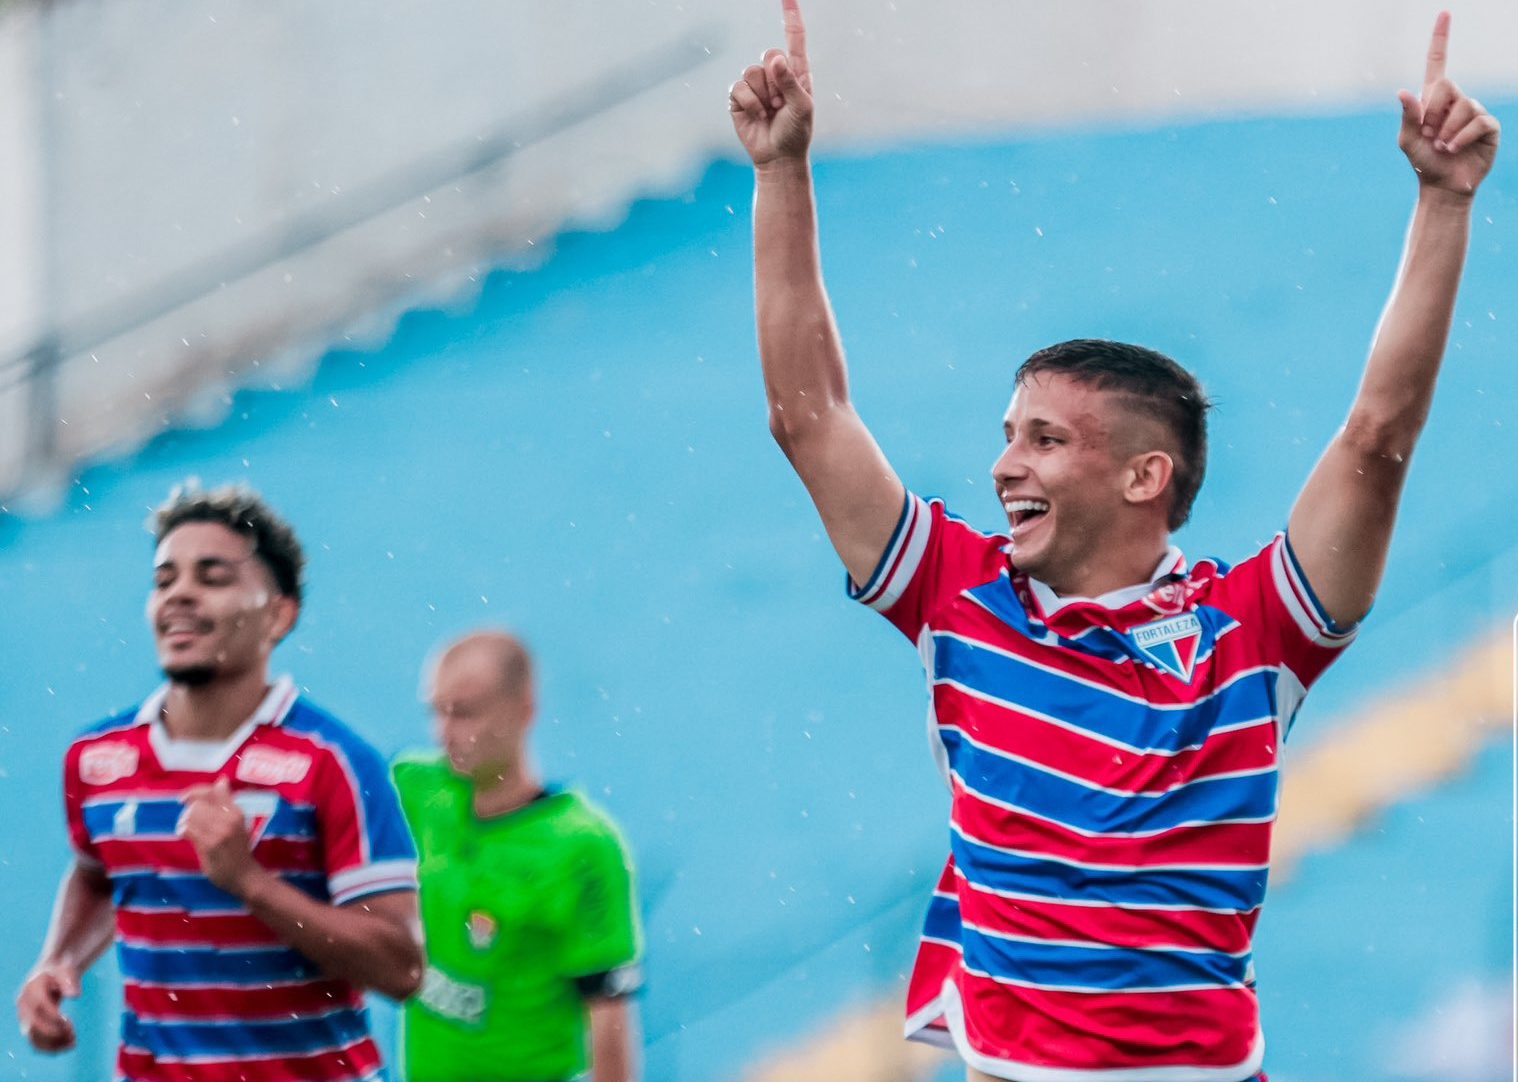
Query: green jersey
393 755 643 1082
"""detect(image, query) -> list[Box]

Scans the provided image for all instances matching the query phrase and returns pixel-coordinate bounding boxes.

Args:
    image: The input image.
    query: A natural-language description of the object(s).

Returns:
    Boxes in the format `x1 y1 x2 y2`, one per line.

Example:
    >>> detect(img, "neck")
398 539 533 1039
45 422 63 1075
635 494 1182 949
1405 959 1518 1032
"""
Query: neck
160 667 272 742
471 761 542 820
1040 534 1172 599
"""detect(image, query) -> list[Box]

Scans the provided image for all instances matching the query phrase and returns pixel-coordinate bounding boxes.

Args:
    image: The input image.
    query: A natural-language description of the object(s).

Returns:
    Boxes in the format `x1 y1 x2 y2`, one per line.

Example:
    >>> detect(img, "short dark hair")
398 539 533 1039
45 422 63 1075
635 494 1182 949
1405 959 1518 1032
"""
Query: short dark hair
1015 339 1211 530
151 482 306 602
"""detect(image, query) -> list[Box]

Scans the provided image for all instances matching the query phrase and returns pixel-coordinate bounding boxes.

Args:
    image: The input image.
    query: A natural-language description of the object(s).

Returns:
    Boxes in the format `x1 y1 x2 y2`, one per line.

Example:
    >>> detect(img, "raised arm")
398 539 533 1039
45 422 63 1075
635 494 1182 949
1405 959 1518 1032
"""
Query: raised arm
729 0 905 587
1287 12 1499 627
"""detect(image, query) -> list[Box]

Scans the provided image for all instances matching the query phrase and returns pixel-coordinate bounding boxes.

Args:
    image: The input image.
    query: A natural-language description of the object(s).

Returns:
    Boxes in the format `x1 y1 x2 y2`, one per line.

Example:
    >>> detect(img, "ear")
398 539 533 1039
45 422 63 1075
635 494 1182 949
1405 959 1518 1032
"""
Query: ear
1123 450 1174 513
268 595 300 647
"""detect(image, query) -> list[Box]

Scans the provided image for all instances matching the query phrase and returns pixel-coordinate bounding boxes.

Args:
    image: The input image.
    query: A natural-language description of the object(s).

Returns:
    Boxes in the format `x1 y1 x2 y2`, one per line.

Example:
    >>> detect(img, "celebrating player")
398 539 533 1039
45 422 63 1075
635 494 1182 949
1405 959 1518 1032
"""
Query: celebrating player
17 483 423 1080
394 630 643 1082
729 4 1498 1079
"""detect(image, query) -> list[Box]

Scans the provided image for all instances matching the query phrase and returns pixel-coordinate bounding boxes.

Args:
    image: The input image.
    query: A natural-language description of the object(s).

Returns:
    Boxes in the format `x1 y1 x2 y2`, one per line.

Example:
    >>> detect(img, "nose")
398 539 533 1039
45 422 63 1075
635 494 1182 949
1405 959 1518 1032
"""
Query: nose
991 439 1029 488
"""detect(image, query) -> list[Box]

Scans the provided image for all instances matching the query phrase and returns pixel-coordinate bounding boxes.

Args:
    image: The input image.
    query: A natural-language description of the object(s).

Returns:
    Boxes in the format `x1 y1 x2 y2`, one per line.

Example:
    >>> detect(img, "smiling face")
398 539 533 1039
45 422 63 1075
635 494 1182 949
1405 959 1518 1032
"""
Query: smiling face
148 522 297 686
991 372 1174 594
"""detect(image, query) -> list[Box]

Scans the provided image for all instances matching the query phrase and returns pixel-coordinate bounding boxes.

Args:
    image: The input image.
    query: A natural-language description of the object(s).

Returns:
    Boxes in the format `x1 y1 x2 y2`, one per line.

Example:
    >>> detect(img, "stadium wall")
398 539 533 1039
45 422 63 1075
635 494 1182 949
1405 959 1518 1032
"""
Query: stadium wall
1 0 1516 498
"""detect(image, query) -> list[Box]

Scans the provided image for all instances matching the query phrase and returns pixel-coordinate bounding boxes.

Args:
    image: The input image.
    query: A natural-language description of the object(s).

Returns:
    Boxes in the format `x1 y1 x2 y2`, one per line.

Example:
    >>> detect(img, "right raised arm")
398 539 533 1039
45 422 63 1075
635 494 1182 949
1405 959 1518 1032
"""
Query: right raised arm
16 859 115 1054
730 0 905 588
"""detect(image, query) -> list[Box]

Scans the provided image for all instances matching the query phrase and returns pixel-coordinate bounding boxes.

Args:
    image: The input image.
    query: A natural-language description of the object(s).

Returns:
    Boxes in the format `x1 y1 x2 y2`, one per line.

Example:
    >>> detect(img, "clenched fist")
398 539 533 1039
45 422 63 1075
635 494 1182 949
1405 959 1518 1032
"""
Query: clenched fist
178 776 259 896
16 963 81 1054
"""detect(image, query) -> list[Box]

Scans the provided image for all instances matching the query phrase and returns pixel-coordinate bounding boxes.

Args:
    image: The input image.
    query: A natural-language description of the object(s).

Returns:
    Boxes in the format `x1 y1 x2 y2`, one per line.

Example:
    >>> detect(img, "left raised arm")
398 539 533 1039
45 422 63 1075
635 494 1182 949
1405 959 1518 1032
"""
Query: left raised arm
1288 11 1499 628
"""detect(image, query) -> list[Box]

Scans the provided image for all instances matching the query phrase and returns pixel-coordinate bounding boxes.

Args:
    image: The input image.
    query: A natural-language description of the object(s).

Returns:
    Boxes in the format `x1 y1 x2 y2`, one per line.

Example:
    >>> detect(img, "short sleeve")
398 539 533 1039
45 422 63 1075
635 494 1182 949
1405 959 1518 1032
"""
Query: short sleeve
317 738 419 906
1208 532 1358 735
848 491 1009 640
61 745 103 869
561 826 643 998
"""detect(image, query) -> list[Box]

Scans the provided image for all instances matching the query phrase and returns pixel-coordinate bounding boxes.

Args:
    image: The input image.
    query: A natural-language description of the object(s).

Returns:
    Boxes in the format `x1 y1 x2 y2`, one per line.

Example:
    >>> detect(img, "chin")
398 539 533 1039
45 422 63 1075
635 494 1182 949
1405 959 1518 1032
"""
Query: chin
162 662 220 687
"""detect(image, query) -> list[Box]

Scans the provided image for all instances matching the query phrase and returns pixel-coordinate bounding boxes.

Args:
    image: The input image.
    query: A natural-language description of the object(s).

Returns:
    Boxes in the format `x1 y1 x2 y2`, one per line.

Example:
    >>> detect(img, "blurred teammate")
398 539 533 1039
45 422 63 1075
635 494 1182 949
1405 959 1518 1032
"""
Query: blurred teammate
16 483 423 1080
394 630 643 1082
729 4 1498 1079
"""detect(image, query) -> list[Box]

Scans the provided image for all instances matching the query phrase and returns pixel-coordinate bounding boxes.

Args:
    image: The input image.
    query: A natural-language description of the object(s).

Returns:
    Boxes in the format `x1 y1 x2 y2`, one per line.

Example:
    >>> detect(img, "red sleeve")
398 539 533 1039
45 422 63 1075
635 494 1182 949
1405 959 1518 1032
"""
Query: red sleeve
1208 533 1359 734
848 492 1009 641
62 743 104 869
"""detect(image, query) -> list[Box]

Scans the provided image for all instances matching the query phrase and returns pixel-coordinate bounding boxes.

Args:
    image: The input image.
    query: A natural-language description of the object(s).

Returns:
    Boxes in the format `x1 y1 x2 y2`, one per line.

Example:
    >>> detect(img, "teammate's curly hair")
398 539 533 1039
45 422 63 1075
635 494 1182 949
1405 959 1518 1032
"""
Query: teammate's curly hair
150 482 306 603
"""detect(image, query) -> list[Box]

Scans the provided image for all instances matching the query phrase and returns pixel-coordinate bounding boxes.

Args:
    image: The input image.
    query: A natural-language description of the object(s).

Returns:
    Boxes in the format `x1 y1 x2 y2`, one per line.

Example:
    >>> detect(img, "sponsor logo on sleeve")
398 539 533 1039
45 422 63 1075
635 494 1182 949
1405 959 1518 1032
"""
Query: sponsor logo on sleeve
235 746 312 787
80 742 140 785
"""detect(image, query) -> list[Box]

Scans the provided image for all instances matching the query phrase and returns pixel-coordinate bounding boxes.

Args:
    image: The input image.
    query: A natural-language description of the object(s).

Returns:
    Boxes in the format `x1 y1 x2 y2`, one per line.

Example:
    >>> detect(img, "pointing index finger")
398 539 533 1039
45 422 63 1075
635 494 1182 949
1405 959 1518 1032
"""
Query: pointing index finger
1423 10 1450 91
781 0 812 92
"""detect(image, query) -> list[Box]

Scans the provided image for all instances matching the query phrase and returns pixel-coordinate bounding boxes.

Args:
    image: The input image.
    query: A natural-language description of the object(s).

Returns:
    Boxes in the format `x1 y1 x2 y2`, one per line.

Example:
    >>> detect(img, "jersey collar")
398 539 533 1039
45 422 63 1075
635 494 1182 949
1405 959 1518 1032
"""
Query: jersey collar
1026 546 1186 615
141 674 298 773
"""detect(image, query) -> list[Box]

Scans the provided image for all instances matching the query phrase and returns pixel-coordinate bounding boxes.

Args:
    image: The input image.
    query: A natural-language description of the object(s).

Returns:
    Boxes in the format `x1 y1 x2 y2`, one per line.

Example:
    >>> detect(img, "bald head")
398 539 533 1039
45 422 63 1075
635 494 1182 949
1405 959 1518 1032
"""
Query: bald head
428 629 536 782
437 630 534 700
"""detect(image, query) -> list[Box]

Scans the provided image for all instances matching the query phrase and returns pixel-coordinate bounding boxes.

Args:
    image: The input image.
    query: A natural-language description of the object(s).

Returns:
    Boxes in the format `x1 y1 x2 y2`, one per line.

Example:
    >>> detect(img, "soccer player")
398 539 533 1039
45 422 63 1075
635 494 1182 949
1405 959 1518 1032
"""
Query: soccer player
393 630 643 1082
16 483 424 1080
729 4 1498 1080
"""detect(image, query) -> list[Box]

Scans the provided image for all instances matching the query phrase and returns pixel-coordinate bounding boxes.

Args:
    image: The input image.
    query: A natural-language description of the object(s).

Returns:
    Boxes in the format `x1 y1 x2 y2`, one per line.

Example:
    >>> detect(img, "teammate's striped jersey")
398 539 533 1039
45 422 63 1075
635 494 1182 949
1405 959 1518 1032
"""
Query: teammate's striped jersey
852 493 1355 1082
62 676 418 1082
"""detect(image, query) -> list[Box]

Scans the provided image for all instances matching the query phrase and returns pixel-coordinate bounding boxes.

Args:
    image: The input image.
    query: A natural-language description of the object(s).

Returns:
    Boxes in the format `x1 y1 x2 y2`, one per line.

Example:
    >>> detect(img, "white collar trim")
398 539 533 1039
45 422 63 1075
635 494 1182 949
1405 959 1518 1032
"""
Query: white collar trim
141 675 298 773
1029 547 1185 615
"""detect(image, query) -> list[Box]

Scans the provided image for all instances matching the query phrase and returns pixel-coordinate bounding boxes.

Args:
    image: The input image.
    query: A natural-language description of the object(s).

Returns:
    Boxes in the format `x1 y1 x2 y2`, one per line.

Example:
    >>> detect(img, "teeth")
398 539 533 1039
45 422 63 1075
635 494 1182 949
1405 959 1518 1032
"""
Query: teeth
1002 499 1049 514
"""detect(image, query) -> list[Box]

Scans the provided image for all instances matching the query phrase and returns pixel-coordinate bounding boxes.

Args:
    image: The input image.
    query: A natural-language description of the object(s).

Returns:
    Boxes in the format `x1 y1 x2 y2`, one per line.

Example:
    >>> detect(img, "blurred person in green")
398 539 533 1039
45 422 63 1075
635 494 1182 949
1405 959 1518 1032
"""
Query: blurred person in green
393 629 643 1082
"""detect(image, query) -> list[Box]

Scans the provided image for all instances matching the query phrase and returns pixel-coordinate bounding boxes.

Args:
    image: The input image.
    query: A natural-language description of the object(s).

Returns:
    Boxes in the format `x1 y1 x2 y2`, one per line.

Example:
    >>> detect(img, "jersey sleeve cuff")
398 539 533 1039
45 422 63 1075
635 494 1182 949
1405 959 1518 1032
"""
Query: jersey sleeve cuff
847 491 930 613
573 961 644 1000
329 859 419 906
1273 532 1360 646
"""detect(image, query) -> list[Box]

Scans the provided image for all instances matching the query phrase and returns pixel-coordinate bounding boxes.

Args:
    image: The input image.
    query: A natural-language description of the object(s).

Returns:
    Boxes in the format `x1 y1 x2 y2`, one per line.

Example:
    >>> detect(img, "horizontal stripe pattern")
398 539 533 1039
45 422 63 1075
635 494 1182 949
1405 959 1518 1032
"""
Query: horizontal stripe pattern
931 632 1281 751
940 728 1279 838
119 943 322 986
123 1007 369 1060
113 870 328 912
125 980 362 1022
951 823 1270 915
858 499 1357 1076
933 681 1278 788
118 1038 383 1082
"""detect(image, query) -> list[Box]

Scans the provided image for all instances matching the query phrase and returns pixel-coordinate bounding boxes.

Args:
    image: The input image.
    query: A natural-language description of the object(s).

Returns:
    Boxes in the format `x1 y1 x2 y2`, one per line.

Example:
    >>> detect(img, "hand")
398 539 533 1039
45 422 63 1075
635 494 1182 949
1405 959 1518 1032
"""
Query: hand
729 0 814 167
16 963 80 1054
1397 12 1500 197
178 777 258 896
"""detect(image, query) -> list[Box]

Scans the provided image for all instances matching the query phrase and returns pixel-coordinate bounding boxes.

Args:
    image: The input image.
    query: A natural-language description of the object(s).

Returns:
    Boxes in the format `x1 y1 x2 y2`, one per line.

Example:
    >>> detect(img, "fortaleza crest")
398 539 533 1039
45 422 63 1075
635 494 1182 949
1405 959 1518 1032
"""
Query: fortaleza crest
467 910 498 951
1129 613 1204 681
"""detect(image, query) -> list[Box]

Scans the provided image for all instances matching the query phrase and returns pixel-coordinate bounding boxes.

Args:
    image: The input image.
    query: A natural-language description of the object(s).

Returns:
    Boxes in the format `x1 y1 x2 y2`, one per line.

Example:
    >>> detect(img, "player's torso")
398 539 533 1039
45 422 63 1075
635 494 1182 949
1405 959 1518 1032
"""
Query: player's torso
72 719 378 1080
404 780 593 1073
924 571 1282 901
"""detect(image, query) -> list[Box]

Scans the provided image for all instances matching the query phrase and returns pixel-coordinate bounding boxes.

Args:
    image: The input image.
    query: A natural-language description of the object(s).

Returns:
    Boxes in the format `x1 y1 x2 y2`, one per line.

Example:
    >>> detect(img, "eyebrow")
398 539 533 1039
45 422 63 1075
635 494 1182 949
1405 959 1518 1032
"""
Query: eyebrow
1004 417 1064 435
154 555 248 573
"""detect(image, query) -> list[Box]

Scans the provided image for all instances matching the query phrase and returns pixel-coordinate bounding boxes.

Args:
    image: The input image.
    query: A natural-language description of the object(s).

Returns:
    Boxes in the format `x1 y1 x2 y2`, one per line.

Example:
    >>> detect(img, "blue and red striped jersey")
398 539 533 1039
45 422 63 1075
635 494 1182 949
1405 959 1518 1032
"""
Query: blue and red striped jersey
63 676 418 1082
852 493 1354 1081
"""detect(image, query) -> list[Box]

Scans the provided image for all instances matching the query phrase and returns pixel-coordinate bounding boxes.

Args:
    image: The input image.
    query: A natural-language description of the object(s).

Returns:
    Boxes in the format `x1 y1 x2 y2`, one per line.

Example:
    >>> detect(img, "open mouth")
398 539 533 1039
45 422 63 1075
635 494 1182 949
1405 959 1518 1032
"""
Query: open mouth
1002 498 1050 532
158 616 213 644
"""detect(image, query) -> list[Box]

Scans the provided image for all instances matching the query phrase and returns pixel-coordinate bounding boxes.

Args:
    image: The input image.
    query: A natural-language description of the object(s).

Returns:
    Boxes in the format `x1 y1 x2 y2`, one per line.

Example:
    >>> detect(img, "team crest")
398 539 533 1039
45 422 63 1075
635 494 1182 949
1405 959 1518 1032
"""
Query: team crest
231 789 279 845
1129 613 1204 681
467 910 498 951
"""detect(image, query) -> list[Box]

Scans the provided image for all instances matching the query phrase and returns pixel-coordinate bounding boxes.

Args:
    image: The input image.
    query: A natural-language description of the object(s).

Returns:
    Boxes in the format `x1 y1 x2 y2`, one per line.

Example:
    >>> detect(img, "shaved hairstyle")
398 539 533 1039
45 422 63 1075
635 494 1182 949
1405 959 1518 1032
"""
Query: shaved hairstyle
440 630 534 698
